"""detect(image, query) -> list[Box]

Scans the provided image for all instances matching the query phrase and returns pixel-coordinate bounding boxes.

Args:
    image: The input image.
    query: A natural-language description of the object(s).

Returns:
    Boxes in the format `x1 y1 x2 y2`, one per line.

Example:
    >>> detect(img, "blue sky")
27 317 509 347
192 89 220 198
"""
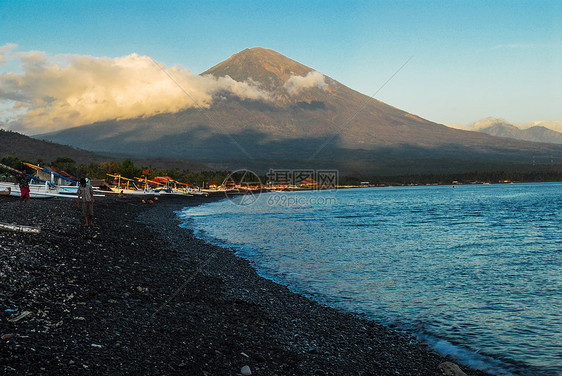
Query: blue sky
1 0 561 133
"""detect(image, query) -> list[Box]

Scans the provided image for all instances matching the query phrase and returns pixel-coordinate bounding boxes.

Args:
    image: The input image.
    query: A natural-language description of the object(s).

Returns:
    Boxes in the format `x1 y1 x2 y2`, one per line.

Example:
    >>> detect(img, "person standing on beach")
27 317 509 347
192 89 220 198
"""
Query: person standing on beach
77 178 94 226
18 169 31 204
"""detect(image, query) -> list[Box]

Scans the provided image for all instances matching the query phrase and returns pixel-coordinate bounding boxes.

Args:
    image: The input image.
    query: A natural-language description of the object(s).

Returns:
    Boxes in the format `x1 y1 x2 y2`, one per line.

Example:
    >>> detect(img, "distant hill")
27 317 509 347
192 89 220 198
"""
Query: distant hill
0 128 105 164
471 118 562 144
0 129 211 171
36 48 562 175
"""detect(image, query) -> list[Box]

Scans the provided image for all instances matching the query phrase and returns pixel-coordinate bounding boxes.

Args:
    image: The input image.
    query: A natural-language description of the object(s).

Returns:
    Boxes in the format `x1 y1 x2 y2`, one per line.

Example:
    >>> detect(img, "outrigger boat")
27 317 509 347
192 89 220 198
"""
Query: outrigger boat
150 176 194 196
132 176 173 196
0 163 78 199
1 163 106 199
151 176 208 197
105 174 156 196
134 175 209 197
22 162 79 196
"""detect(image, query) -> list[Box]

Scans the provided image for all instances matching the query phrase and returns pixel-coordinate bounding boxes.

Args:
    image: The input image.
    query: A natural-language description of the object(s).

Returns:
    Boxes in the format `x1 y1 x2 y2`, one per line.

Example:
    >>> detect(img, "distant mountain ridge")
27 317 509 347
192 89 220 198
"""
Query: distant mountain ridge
470 117 562 145
36 48 562 174
517 120 562 133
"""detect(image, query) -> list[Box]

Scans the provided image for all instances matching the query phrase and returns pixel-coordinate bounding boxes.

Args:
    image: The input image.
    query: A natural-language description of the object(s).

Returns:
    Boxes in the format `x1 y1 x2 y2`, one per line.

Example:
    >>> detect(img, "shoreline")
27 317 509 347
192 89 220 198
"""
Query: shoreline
1 195 491 375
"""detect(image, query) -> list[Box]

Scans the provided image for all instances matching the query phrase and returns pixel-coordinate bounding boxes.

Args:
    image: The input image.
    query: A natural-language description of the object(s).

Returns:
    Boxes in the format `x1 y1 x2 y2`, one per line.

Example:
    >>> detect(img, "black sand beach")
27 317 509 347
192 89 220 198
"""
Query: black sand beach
1 194 491 375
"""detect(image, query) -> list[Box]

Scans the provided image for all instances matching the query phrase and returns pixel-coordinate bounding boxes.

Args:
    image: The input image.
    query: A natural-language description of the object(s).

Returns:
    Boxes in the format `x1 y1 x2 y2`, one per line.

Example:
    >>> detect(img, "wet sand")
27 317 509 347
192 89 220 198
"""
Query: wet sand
0 194 490 375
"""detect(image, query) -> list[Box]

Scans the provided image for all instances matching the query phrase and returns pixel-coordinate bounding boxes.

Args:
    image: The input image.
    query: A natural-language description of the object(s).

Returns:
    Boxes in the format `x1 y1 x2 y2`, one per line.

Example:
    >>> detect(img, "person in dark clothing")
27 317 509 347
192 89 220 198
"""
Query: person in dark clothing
77 178 95 226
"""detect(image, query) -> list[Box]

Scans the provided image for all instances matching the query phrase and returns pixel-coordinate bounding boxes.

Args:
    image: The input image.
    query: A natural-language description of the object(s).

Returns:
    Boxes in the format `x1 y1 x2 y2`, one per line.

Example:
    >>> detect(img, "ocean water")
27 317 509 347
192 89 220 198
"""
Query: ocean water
178 183 562 375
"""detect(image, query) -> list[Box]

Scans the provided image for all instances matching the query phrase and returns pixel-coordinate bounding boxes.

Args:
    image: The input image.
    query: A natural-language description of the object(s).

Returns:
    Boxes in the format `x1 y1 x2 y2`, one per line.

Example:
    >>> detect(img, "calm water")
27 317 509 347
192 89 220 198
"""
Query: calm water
179 183 562 375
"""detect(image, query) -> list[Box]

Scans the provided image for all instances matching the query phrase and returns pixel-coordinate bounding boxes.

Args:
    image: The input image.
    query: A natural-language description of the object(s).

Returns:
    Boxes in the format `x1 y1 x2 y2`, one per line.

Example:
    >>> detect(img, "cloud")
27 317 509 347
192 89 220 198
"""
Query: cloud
445 117 516 131
0 45 273 134
489 43 534 50
469 117 511 130
443 123 470 130
0 43 18 67
284 71 328 96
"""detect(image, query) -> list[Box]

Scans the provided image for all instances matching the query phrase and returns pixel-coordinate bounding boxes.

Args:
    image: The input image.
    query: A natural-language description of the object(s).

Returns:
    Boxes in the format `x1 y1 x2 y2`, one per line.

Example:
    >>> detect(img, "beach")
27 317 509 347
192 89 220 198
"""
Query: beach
0 194 490 375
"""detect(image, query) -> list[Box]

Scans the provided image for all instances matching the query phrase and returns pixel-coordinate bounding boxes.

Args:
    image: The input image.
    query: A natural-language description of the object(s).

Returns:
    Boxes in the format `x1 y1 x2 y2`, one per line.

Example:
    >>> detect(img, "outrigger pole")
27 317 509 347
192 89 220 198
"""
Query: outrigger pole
0 163 50 184
23 162 78 184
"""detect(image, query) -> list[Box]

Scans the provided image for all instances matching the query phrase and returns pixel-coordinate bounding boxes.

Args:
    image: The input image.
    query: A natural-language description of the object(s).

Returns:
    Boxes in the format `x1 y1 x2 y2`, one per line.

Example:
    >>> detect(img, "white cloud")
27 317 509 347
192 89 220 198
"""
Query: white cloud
469 117 511 130
0 44 18 67
489 43 534 50
0 45 273 134
444 117 512 131
283 71 328 96
443 123 470 130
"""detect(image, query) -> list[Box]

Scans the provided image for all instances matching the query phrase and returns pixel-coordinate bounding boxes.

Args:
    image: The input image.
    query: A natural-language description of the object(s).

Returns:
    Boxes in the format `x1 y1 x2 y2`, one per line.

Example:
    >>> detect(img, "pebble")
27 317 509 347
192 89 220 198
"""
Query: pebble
241 365 252 375
439 362 468 376
7 311 32 322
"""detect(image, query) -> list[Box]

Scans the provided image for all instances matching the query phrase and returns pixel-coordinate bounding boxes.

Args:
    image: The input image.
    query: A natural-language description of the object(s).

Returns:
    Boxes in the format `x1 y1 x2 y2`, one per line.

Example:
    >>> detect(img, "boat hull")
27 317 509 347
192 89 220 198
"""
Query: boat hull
1 183 56 199
0 183 88 199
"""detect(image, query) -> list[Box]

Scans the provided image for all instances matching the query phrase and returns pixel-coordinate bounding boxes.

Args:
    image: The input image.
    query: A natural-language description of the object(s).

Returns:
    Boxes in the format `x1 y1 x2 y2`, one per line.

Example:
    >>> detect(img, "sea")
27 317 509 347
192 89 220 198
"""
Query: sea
178 182 562 375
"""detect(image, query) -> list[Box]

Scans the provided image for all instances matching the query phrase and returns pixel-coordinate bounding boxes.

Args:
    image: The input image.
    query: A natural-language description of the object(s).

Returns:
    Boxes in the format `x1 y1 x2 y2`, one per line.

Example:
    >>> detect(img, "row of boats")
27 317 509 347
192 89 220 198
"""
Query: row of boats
0 162 209 199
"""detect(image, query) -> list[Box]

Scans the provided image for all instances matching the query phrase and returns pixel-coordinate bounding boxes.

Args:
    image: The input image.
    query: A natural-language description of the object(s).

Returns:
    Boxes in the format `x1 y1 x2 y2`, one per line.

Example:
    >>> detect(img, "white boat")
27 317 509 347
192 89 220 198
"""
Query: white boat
22 162 81 195
104 174 159 196
151 186 192 197
1 162 87 199
57 186 79 195
170 188 193 197
0 181 104 199
138 176 199 197
187 187 208 196
107 187 156 196
0 182 58 199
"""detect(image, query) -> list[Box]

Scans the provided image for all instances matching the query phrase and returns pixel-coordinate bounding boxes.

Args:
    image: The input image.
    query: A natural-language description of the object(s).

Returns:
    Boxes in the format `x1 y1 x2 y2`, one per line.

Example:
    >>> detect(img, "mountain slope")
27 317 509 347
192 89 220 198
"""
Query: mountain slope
37 48 562 174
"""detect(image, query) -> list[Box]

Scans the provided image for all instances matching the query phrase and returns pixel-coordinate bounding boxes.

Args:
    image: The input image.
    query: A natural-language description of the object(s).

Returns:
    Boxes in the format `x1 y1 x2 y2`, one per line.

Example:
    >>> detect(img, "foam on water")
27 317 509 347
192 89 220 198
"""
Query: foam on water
418 333 516 376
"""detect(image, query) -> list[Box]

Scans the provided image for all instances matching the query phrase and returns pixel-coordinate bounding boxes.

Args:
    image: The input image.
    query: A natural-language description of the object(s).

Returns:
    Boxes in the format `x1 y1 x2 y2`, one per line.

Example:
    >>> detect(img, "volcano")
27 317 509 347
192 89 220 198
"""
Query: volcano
36 47 562 174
